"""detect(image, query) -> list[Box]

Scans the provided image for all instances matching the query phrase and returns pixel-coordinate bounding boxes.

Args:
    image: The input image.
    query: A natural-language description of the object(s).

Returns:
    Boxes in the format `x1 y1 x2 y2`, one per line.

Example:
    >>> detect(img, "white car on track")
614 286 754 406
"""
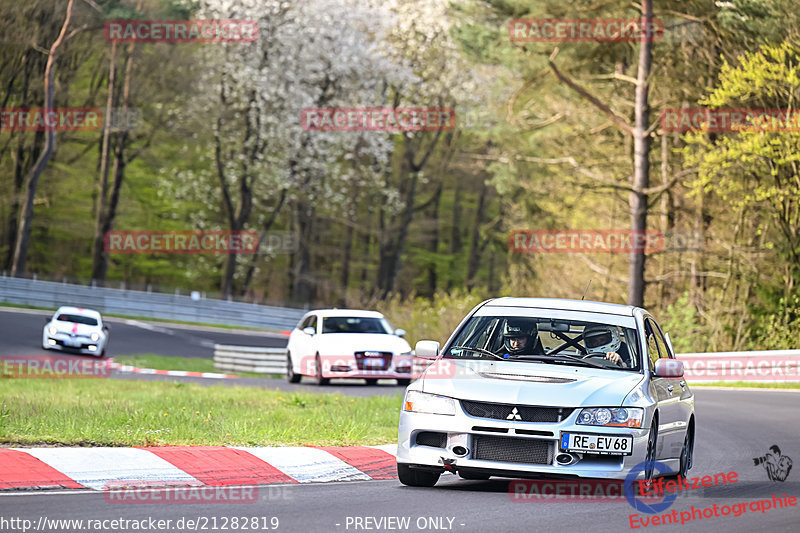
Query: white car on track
397 297 695 487
286 309 414 385
42 306 109 357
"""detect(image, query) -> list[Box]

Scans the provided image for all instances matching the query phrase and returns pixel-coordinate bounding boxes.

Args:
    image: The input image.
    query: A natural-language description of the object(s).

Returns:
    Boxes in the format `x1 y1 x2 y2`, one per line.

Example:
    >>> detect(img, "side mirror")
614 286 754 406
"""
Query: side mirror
103 324 111 332
663 332 675 357
394 328 407 337
414 340 440 359
302 326 315 336
653 358 684 378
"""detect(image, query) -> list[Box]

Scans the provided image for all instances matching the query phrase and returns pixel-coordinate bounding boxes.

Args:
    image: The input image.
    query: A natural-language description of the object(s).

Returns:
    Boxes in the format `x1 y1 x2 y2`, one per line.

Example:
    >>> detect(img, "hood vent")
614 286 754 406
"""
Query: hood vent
478 372 576 384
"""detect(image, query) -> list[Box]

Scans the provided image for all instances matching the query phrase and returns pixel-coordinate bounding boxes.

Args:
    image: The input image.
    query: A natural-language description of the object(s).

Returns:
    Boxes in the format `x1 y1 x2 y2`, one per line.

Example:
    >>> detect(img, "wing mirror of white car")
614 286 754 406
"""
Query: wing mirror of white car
653 358 684 378
302 326 315 336
414 340 440 359
394 328 407 337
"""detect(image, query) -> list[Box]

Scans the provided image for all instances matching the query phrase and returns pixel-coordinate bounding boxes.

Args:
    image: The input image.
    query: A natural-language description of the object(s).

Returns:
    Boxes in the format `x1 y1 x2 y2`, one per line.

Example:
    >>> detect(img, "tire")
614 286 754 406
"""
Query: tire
672 425 694 478
397 464 440 487
365 378 379 386
396 378 411 386
458 471 490 480
315 355 329 386
287 353 301 383
642 419 659 487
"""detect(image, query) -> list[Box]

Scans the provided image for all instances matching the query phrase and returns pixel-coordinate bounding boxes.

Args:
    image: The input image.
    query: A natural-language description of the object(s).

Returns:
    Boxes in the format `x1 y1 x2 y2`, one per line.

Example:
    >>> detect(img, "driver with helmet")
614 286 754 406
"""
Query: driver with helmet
583 324 630 367
502 318 544 357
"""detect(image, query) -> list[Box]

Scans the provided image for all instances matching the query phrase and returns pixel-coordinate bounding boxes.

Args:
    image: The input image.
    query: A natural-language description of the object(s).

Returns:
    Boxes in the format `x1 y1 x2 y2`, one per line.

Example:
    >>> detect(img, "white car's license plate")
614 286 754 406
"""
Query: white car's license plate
64 338 81 347
560 432 633 455
364 358 384 368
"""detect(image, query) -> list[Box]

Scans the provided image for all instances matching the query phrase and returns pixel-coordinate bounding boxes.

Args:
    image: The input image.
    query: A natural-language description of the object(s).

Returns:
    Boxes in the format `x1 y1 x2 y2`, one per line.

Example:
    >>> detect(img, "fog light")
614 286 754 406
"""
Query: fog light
88 345 97 351
48 339 56 346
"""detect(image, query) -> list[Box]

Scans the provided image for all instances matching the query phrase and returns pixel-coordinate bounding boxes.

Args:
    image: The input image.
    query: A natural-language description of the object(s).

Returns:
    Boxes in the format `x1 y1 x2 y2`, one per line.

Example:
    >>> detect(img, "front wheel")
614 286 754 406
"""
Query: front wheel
315 355 329 386
397 464 440 487
287 353 301 383
642 421 659 488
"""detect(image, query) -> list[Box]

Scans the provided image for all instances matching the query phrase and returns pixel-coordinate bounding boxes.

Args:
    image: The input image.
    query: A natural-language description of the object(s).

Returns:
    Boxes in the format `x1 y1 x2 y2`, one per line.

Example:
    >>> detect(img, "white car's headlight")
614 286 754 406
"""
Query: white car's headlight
90 333 100 341
48 326 57 335
403 391 456 416
576 407 644 428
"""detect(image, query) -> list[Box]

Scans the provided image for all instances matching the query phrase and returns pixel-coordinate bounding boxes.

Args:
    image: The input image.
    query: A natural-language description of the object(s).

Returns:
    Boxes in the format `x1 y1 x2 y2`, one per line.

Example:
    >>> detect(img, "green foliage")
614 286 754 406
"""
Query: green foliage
660 292 709 354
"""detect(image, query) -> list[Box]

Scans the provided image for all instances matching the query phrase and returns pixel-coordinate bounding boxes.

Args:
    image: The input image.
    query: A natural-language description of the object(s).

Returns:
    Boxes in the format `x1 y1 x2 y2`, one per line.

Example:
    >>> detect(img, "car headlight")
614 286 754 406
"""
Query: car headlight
576 407 643 428
403 391 456 416
48 326 57 335
90 333 100 341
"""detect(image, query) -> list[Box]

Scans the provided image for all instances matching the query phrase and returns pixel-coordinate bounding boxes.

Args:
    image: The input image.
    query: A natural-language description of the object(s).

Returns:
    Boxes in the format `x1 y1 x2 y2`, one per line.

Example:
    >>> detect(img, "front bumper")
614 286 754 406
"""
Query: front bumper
397 410 650 480
44 333 103 354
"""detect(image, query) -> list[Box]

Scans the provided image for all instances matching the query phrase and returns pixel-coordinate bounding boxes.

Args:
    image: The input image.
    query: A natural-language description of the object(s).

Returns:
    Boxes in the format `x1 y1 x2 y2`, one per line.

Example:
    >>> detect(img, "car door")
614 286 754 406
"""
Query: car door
645 317 682 459
652 319 692 457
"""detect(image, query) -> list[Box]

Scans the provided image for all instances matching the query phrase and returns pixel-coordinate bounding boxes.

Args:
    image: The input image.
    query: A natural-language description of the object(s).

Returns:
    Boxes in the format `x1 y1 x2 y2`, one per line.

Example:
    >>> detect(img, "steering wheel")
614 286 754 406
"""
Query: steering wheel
581 352 607 360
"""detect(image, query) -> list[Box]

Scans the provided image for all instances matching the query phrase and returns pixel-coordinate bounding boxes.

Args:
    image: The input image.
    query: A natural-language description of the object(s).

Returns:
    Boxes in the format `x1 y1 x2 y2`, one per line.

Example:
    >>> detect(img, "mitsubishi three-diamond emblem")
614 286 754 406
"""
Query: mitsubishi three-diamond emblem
506 407 522 420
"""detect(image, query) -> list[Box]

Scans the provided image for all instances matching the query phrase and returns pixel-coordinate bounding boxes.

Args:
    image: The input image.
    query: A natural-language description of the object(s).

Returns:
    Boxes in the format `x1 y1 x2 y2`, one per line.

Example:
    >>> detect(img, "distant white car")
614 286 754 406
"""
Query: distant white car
286 309 413 385
42 306 109 357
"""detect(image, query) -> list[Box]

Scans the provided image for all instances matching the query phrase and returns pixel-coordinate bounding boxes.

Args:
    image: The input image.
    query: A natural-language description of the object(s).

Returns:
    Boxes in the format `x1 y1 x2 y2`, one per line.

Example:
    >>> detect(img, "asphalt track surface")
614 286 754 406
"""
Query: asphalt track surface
0 308 287 358
0 308 406 395
2 389 799 533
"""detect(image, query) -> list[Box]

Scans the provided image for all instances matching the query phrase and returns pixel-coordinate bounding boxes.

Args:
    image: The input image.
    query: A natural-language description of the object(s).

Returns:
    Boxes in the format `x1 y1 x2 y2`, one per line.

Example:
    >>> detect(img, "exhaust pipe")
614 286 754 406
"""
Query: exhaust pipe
556 453 578 465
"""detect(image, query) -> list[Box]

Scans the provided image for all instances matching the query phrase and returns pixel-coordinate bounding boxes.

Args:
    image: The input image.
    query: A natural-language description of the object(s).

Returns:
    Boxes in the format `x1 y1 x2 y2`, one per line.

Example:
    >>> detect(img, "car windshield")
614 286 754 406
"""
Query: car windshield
447 315 640 371
56 313 98 326
322 316 392 334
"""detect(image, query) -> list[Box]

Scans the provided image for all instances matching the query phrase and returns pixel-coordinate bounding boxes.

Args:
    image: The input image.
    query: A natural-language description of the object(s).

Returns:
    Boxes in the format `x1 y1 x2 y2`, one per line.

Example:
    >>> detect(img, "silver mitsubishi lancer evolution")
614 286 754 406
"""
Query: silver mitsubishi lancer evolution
397 297 695 487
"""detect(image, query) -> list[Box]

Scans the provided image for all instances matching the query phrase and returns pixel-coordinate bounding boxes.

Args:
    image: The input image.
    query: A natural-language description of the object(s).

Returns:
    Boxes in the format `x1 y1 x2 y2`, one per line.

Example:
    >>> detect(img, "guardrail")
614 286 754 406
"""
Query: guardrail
212 344 800 382
213 345 287 374
0 275 306 330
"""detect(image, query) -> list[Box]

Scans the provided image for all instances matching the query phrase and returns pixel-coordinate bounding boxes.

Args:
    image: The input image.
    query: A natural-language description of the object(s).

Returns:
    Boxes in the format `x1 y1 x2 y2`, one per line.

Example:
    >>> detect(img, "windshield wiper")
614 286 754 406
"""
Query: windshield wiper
449 345 506 361
508 354 607 369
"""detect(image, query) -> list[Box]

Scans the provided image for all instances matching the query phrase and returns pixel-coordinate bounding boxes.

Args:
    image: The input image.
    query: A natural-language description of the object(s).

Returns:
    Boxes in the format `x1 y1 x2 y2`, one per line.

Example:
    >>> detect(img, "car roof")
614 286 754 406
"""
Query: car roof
482 297 637 317
309 309 385 318
55 306 102 319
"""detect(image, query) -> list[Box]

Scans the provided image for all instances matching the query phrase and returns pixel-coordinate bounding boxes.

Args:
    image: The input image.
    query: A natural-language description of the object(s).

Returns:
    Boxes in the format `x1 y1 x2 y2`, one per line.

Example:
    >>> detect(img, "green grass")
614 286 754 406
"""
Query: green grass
114 354 217 373
689 381 800 389
0 379 401 446
112 354 279 378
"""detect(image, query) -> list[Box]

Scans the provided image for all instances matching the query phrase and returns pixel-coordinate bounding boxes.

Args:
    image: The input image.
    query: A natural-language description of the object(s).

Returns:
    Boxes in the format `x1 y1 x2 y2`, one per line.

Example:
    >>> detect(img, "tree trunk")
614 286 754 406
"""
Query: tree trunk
90 40 117 283
425 183 442 297
627 0 654 307
466 181 488 288
11 0 77 276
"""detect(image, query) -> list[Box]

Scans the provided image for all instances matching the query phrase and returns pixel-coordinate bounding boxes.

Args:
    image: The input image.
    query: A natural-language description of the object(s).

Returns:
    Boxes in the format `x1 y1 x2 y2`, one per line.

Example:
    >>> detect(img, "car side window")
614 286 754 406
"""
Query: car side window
651 321 673 359
643 319 661 371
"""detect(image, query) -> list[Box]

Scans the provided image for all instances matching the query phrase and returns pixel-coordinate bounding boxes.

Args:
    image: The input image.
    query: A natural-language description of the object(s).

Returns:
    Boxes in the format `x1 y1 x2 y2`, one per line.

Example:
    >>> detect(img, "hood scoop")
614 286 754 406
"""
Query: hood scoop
478 372 577 384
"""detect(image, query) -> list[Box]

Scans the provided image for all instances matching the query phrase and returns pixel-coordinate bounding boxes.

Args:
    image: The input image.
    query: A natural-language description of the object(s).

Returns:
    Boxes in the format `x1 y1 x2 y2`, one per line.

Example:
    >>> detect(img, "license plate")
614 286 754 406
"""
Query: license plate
64 338 81 347
364 359 383 368
560 432 633 455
